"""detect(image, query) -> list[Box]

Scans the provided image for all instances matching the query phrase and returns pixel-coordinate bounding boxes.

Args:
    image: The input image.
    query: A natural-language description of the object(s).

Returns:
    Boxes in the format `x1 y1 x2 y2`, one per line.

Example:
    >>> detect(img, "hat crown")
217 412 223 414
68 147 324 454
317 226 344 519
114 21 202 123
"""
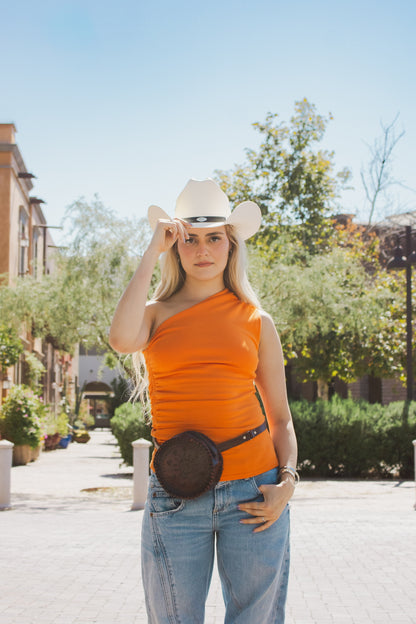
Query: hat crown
175 179 231 219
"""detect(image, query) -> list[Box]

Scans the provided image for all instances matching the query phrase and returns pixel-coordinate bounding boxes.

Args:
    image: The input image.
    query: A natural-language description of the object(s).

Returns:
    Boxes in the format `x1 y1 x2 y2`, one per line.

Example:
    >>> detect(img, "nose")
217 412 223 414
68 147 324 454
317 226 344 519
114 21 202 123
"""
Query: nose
196 242 209 256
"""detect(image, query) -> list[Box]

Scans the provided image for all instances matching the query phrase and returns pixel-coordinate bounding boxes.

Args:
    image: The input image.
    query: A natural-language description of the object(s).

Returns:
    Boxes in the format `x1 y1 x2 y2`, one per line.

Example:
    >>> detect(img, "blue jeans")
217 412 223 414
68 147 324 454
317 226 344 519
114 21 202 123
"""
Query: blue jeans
141 467 290 623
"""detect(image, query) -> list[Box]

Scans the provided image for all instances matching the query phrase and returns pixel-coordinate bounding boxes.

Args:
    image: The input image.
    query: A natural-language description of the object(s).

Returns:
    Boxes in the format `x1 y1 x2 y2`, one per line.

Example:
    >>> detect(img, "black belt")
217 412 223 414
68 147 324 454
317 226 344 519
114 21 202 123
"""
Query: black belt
153 421 267 452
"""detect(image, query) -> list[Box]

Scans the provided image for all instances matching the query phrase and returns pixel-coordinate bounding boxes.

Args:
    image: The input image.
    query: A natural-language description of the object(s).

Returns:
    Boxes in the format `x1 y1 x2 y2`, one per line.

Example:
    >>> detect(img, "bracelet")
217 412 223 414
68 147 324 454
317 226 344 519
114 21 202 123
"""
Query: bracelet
279 466 300 485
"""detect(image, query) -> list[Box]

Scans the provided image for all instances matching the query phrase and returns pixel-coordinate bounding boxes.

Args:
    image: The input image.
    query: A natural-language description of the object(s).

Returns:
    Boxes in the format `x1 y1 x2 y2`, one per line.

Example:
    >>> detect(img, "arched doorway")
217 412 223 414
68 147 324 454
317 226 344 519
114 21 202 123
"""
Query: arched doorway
83 381 114 428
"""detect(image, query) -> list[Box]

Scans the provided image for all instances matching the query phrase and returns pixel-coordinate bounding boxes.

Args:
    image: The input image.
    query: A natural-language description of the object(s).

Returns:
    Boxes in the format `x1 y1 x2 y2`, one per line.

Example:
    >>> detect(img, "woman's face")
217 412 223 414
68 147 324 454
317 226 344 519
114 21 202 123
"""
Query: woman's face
176 226 230 282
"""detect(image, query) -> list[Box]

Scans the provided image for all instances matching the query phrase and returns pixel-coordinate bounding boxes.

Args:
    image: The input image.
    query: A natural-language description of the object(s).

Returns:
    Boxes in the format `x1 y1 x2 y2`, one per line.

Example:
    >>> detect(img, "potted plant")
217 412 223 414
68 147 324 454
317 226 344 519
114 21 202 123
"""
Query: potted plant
0 385 45 465
57 411 71 448
43 409 64 451
72 420 91 444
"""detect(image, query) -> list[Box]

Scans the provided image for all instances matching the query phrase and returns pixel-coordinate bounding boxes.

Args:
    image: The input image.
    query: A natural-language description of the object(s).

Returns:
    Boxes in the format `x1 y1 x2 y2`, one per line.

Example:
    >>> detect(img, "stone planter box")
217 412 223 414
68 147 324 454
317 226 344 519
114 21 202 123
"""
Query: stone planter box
31 445 41 461
12 444 41 466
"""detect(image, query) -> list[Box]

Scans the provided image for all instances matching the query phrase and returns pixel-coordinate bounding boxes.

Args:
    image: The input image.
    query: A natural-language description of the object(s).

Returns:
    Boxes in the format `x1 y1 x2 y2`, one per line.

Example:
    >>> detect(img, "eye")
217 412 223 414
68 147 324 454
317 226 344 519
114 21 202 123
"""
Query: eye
209 236 221 242
184 238 195 244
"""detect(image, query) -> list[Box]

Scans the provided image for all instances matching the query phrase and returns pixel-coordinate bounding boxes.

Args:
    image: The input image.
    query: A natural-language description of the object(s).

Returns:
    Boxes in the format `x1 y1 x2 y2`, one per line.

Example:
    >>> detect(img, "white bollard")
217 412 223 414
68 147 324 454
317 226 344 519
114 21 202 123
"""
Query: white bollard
413 440 416 511
131 438 153 510
0 440 14 510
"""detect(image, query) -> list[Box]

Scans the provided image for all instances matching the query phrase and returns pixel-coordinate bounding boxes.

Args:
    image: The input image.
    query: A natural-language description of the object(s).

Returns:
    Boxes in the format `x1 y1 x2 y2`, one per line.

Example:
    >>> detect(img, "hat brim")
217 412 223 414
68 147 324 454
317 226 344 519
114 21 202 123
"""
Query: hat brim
147 200 261 240
147 205 172 232
227 201 262 240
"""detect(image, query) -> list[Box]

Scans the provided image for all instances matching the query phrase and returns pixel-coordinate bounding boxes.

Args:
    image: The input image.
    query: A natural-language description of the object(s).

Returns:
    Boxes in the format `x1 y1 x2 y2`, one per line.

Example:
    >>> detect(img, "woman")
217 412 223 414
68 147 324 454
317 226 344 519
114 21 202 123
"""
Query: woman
109 179 298 624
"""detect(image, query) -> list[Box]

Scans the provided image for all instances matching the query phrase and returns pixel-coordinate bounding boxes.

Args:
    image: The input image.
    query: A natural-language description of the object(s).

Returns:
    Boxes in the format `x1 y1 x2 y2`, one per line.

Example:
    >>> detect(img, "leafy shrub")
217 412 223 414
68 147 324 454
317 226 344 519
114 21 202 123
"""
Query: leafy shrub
0 325 23 369
111 402 152 466
0 385 46 448
44 410 69 437
24 350 46 394
291 396 416 478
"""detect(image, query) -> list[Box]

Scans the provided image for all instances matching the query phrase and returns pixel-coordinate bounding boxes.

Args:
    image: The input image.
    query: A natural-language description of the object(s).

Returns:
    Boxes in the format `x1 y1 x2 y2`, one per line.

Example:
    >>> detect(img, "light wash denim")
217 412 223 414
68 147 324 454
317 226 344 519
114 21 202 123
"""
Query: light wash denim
141 467 290 623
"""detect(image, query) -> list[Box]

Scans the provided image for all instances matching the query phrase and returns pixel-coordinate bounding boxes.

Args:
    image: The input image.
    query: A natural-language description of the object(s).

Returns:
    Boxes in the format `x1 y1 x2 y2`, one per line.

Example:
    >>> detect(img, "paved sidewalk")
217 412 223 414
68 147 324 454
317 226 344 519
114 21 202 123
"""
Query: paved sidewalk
1 430 415 623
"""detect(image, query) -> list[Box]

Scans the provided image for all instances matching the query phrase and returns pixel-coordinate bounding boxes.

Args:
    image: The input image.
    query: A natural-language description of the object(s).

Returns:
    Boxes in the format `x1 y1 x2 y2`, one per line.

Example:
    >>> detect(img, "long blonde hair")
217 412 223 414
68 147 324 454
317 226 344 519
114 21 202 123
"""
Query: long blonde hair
131 225 260 404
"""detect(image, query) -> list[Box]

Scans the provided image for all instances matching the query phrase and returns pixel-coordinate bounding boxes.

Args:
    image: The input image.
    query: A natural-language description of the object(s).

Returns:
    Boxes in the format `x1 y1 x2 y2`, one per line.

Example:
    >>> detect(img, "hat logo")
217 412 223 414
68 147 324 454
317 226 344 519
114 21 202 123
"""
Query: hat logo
196 217 207 222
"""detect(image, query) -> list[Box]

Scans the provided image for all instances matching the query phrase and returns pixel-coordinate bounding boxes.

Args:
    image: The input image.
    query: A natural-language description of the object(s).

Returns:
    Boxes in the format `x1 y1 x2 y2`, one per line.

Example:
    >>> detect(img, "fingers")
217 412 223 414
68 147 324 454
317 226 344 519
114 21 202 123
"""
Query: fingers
173 218 191 242
151 219 188 253
238 484 288 533
238 508 274 533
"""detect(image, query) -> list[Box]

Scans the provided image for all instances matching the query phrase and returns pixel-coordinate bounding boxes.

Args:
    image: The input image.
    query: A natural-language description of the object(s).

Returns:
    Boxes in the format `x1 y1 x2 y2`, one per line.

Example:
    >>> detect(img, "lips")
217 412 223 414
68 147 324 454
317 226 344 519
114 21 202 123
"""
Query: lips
195 262 213 267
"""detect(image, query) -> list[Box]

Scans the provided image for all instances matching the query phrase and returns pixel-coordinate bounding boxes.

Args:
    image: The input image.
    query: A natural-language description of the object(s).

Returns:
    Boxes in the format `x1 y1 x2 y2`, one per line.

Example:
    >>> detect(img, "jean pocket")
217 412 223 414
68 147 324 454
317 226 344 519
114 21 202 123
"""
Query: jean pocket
149 484 185 516
249 467 279 497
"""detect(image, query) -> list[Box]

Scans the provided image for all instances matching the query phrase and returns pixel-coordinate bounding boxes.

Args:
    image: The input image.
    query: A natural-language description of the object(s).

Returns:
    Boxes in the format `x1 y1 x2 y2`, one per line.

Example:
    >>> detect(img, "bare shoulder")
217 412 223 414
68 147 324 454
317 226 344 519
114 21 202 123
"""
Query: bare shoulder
145 297 183 342
145 299 165 334
259 310 279 340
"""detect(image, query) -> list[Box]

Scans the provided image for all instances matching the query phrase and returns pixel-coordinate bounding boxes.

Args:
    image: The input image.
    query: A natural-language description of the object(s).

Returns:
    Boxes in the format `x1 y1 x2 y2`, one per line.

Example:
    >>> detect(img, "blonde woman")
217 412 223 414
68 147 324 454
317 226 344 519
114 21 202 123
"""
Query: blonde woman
109 179 298 624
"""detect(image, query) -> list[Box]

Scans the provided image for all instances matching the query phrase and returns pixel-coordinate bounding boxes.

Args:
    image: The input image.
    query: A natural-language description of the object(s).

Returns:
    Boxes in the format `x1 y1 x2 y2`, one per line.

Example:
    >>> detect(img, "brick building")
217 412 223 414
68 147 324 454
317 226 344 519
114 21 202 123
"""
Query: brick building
0 123 77 408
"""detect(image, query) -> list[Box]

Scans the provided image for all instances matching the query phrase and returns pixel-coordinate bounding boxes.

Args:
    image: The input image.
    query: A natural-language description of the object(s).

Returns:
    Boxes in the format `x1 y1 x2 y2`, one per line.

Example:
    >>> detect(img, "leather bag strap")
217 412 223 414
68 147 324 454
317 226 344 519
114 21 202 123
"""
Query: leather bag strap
153 420 267 452
217 421 267 452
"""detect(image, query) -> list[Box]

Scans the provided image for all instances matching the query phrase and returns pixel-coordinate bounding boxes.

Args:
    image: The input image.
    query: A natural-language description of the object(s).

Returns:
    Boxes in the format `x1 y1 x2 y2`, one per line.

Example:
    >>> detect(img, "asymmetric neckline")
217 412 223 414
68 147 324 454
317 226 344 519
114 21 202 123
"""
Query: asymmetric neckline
146 288 230 348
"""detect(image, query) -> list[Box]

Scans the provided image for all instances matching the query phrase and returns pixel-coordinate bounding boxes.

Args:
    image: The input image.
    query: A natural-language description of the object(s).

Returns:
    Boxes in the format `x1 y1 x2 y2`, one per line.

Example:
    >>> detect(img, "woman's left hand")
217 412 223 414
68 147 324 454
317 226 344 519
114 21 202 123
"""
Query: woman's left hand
238 479 295 533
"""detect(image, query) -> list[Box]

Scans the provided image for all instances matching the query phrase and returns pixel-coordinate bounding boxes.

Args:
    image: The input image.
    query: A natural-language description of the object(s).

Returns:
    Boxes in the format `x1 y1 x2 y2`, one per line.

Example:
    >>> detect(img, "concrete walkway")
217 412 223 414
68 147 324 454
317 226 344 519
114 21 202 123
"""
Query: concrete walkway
1 430 415 624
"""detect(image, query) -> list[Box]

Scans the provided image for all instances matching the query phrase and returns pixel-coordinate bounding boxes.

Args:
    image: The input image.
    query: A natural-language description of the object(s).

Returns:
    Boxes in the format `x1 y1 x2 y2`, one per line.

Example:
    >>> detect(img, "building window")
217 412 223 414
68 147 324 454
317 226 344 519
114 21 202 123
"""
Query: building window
32 227 40 278
18 207 29 276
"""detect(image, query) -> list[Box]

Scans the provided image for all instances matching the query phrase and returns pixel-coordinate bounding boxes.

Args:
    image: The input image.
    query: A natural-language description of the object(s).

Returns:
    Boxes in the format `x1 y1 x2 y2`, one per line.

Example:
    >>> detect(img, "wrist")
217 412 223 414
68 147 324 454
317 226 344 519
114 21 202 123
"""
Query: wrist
278 465 300 486
277 475 296 503
279 474 296 488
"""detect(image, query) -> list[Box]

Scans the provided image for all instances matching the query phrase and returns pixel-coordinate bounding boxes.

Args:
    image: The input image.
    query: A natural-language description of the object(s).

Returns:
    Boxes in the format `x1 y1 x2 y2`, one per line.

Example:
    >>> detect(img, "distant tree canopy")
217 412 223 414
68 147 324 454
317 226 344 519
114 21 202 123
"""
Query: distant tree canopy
0 197 151 374
215 98 352 254
250 243 408 395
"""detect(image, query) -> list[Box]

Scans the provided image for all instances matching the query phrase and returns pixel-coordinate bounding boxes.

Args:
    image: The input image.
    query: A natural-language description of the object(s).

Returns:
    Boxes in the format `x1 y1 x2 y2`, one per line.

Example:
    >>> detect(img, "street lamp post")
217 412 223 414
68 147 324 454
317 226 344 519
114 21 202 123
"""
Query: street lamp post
387 225 416 401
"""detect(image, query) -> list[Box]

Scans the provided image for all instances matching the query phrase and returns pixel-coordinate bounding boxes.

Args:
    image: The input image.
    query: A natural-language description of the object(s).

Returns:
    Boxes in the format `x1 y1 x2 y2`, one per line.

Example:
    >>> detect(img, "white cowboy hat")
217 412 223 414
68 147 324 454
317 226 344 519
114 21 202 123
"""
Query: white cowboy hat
148 178 262 240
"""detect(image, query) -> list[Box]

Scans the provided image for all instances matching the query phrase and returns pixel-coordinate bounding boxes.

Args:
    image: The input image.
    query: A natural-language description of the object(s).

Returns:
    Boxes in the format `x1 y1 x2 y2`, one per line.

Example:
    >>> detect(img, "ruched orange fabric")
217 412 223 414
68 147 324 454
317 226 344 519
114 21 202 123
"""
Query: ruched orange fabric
143 289 278 480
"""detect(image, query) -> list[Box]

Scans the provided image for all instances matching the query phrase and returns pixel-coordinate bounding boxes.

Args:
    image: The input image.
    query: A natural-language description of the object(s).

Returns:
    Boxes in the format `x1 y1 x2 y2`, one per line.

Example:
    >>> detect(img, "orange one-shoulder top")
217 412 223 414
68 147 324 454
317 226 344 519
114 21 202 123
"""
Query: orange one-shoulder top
143 288 278 480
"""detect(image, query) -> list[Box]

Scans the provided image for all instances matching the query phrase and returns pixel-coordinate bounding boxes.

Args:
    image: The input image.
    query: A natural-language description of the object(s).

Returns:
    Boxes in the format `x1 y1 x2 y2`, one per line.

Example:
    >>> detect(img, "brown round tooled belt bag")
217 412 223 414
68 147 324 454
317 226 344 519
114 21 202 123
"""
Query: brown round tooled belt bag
153 421 267 500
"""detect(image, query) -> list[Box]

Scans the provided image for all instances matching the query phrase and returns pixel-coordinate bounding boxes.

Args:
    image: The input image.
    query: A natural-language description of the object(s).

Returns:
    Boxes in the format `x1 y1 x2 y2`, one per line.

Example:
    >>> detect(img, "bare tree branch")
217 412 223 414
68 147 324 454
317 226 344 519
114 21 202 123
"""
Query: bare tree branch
361 114 405 227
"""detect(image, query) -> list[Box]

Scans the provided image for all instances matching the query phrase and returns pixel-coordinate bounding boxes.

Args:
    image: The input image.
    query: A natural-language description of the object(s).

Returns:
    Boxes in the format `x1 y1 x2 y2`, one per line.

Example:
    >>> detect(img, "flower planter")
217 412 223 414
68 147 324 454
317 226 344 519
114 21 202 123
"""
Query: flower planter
44 433 61 451
12 444 32 466
73 431 90 444
58 435 71 449
30 446 41 461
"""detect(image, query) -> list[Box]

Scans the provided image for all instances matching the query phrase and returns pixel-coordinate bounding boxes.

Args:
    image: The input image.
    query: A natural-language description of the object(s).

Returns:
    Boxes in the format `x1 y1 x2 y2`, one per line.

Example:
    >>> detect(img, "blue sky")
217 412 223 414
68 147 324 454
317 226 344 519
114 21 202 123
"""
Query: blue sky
1 0 415 242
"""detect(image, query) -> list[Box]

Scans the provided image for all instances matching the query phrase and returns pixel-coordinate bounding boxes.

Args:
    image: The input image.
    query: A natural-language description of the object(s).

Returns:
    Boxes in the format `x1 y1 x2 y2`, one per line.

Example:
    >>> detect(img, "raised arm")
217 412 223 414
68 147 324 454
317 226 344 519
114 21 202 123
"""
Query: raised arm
108 219 185 353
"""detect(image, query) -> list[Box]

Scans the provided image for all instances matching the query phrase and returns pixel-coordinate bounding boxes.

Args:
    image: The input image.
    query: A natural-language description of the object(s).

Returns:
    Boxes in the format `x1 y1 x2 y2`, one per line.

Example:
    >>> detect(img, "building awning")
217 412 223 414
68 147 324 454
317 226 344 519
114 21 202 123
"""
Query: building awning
82 381 114 400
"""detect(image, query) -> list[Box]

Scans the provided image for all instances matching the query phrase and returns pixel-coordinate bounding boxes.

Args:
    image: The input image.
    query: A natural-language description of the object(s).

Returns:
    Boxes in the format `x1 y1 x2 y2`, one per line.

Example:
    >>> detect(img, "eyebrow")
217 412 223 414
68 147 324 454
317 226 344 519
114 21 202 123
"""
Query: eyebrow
186 231 225 238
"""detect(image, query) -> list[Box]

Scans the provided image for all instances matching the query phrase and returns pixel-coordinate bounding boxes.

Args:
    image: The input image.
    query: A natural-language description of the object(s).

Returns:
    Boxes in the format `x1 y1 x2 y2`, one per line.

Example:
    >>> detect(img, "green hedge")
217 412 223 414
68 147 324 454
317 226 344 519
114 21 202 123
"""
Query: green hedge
111 402 152 466
110 397 416 477
291 396 416 478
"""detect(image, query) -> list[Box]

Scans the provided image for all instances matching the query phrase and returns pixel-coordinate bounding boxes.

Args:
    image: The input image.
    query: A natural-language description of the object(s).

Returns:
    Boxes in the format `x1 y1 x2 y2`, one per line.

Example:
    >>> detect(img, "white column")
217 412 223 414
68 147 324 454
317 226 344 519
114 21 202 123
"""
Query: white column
0 440 14 510
413 440 416 511
131 438 153 511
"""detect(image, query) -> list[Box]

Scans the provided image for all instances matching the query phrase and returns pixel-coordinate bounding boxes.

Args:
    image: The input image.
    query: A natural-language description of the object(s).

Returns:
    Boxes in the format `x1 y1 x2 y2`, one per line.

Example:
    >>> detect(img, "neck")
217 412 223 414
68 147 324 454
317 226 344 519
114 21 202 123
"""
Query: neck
179 276 225 302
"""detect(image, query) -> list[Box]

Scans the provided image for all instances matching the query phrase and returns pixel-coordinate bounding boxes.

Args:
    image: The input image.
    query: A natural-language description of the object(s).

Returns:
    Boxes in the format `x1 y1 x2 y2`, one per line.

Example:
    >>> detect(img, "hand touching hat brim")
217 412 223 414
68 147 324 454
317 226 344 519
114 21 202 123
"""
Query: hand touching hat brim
147 205 172 232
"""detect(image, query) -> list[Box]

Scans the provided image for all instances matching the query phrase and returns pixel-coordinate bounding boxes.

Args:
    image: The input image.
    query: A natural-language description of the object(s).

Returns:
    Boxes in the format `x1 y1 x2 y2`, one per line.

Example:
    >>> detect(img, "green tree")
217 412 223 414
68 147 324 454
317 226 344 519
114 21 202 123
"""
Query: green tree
251 245 408 398
0 197 151 373
216 98 352 253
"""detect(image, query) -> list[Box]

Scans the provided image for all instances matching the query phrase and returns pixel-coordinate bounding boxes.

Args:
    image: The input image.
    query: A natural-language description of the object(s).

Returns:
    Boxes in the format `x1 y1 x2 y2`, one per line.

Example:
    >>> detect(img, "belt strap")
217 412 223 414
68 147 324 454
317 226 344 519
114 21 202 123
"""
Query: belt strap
153 421 267 452
217 421 267 452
